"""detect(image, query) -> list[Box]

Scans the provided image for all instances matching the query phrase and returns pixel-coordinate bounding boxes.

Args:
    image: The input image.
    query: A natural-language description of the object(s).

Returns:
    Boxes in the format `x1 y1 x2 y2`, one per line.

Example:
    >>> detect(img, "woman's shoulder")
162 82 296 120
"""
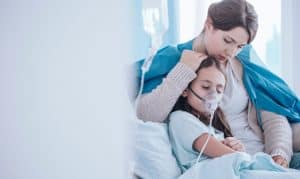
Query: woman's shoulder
230 57 243 78
155 38 194 59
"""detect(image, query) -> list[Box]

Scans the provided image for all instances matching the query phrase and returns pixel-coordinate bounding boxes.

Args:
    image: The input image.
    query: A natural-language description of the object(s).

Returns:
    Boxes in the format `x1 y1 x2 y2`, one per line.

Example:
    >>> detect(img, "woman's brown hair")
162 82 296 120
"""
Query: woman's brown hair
207 0 258 43
172 57 233 137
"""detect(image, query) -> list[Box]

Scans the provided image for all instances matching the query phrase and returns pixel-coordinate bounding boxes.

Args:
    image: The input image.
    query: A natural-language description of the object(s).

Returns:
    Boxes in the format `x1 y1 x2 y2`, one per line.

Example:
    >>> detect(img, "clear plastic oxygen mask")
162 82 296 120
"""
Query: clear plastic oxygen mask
188 87 222 117
203 94 221 117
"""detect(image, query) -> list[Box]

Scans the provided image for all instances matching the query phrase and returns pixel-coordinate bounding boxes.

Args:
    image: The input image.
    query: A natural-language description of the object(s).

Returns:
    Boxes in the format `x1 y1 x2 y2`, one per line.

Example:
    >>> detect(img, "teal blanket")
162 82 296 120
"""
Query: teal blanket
134 39 300 124
179 152 300 179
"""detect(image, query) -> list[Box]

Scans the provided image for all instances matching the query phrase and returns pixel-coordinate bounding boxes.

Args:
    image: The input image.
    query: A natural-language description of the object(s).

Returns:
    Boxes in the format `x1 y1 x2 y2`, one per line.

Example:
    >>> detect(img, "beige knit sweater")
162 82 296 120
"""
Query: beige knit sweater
136 60 294 162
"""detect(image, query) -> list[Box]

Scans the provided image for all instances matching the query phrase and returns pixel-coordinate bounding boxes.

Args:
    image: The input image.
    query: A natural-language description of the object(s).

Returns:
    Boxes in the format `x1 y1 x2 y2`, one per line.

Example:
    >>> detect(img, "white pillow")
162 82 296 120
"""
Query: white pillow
133 120 181 179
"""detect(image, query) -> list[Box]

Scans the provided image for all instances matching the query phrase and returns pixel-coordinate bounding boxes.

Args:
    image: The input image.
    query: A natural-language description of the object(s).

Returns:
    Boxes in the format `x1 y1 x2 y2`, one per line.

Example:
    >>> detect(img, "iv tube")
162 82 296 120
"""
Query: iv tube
135 0 169 110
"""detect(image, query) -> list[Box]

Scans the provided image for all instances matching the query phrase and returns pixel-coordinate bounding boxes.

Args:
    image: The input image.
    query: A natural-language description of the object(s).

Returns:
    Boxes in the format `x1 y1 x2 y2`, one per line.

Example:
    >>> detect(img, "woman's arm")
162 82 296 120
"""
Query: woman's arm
261 110 293 166
193 133 236 158
136 62 196 122
136 50 208 122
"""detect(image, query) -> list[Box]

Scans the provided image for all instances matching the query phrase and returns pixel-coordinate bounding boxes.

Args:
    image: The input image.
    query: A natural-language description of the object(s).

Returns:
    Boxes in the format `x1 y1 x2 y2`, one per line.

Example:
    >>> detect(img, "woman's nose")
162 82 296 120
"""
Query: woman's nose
225 46 238 59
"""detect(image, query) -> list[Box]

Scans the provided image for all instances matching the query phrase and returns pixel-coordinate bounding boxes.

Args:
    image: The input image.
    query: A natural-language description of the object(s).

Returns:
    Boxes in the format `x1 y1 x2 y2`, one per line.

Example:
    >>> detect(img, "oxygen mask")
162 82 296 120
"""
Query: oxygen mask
188 86 222 116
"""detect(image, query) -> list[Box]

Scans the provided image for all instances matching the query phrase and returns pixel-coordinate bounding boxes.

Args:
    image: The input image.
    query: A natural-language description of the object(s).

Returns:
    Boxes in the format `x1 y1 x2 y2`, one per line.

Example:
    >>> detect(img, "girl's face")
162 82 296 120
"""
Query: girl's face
183 66 226 114
203 22 249 64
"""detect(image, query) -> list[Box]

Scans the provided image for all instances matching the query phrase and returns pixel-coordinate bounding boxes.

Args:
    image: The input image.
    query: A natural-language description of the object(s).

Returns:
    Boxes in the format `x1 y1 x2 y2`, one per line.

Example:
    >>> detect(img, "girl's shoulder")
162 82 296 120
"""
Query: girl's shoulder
169 110 197 122
169 110 208 130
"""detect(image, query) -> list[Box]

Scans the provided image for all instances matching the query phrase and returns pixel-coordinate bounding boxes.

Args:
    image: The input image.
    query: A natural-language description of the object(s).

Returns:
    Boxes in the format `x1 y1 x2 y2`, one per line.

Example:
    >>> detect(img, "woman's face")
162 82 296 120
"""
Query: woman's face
204 24 249 64
184 66 226 114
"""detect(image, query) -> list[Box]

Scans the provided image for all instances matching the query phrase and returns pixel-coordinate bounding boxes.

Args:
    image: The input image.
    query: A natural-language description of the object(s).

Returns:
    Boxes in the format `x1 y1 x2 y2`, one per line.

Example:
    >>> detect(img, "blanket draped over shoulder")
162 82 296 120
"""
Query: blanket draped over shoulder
134 39 300 124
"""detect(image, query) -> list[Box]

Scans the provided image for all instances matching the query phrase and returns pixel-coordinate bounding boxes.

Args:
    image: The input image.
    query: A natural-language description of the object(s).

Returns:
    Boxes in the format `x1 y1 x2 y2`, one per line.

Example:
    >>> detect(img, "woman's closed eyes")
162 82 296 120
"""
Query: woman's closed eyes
224 37 245 50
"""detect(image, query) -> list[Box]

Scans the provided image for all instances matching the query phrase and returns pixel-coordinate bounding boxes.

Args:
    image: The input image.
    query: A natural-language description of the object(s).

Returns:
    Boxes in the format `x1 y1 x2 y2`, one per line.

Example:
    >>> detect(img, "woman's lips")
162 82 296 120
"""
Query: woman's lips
217 55 227 61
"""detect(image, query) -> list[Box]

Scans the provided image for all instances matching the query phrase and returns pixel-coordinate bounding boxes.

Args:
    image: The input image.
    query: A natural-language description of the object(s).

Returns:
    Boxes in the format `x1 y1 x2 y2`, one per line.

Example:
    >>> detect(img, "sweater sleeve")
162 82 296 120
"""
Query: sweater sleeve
261 110 293 163
136 62 196 122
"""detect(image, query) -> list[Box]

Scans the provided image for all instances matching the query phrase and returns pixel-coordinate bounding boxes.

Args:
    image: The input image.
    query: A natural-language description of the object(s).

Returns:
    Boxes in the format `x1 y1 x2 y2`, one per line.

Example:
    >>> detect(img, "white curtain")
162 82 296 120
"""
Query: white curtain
282 0 300 96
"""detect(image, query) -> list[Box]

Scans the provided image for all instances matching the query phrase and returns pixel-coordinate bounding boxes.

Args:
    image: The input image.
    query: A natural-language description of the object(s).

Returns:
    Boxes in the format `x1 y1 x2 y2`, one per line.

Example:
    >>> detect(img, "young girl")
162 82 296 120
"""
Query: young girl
168 57 245 172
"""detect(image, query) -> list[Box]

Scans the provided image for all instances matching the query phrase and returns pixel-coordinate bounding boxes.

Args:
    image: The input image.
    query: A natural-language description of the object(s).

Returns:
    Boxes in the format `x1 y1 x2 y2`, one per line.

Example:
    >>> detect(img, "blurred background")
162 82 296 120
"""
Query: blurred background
0 0 134 178
0 0 299 178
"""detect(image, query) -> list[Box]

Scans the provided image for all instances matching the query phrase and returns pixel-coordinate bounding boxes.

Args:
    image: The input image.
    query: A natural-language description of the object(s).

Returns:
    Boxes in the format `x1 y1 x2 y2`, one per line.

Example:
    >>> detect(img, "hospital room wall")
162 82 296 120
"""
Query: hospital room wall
292 0 300 95
282 0 300 96
0 0 134 178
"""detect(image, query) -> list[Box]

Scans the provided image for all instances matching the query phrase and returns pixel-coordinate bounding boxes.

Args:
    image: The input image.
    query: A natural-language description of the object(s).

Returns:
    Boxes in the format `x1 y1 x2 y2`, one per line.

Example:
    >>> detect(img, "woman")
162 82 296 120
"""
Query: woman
135 0 300 168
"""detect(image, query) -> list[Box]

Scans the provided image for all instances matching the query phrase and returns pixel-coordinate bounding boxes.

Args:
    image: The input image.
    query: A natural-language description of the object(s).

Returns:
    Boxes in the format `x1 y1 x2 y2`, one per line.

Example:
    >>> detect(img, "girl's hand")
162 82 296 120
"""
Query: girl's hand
180 50 207 71
272 155 288 168
221 137 245 152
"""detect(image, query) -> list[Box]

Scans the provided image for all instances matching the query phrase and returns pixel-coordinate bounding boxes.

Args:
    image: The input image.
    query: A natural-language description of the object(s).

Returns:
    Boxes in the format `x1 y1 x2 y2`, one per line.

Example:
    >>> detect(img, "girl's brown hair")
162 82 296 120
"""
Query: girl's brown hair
172 57 233 137
207 0 258 43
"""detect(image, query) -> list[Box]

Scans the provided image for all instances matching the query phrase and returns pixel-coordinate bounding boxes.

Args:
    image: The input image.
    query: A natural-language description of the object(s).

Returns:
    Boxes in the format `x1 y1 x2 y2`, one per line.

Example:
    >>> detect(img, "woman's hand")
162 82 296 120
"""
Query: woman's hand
272 155 288 168
221 137 245 152
180 50 207 71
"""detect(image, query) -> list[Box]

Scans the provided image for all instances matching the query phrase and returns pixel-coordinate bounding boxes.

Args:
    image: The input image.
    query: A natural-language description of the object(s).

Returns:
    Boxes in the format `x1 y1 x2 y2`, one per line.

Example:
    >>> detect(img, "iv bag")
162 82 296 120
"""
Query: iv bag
142 0 169 50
